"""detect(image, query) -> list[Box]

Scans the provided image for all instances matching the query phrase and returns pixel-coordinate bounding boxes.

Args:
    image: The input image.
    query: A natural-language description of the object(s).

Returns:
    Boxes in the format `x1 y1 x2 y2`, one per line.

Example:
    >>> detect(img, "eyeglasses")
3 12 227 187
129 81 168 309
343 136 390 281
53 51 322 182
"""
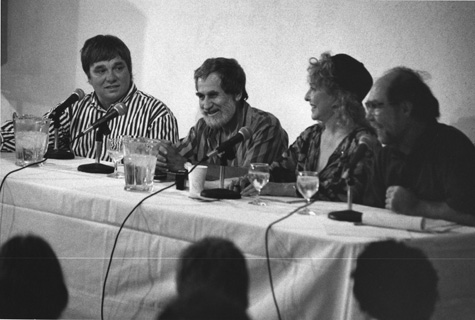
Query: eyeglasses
365 101 391 115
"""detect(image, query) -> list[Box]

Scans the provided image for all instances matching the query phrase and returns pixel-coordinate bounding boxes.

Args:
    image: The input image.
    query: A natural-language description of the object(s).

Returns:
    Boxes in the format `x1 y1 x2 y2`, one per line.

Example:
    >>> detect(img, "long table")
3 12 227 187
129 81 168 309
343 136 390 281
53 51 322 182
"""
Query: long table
1 152 474 320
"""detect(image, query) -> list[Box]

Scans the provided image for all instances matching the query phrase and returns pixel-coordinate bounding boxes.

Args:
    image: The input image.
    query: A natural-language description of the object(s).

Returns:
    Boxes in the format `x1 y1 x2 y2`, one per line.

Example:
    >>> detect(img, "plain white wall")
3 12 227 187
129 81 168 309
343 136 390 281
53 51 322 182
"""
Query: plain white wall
2 0 475 143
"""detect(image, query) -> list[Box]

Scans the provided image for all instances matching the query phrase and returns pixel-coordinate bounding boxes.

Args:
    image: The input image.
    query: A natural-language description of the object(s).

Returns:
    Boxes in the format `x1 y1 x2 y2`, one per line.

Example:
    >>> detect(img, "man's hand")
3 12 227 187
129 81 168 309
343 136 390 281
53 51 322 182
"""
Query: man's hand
227 176 251 194
227 176 268 196
385 186 475 227
156 140 187 172
385 185 419 215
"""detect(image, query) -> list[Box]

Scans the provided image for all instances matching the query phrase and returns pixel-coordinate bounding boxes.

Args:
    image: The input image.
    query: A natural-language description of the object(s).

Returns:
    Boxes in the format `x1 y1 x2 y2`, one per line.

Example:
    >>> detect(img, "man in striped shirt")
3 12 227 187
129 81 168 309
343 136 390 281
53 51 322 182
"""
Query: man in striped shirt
0 35 178 161
156 57 288 179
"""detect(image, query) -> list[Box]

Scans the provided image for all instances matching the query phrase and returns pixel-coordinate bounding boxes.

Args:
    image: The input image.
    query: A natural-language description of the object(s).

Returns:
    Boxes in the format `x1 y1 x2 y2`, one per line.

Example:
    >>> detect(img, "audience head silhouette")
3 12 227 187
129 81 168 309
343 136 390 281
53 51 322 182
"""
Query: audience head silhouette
157 289 251 320
352 240 438 320
0 234 69 319
176 237 250 309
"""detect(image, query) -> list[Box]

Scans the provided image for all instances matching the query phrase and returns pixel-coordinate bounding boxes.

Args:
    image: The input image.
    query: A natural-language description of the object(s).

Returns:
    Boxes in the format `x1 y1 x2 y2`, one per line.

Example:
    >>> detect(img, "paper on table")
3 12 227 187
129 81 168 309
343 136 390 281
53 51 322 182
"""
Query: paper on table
362 209 457 232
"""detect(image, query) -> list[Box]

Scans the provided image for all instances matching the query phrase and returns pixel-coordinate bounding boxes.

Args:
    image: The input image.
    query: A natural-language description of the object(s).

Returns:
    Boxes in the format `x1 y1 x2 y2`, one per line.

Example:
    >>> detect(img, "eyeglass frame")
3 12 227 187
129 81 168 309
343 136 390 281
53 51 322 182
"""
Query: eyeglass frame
365 101 396 116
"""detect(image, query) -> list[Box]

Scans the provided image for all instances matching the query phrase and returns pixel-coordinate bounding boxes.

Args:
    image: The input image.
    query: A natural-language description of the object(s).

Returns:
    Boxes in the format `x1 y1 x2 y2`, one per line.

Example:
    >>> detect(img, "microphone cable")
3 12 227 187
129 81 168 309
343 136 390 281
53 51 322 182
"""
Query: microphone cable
264 199 316 320
100 160 205 320
0 159 48 241
0 159 48 195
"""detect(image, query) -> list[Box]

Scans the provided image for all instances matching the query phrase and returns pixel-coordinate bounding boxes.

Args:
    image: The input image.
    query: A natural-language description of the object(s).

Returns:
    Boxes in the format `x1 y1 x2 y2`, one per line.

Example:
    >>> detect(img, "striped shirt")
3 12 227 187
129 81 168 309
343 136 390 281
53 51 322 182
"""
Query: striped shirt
0 83 178 161
177 102 288 167
270 124 380 202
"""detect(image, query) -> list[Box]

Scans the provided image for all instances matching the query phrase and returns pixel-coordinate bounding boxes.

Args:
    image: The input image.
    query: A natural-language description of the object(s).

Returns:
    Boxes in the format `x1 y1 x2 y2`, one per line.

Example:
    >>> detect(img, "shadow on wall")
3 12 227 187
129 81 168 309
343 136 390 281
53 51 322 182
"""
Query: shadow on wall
1 0 81 115
1 0 147 119
452 116 475 145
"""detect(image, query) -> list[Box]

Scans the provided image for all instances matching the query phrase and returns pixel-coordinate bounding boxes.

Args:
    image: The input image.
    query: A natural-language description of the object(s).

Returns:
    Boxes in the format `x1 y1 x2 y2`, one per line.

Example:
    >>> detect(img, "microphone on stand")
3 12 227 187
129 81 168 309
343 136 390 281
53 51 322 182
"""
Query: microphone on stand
200 127 253 199
48 89 85 120
328 134 373 223
204 127 253 160
341 134 372 180
73 103 128 141
77 103 128 174
45 89 85 159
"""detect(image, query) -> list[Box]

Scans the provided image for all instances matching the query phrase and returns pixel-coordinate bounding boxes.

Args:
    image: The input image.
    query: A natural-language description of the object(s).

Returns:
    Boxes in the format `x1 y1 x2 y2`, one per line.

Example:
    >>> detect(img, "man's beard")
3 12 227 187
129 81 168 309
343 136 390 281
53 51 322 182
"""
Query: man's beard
202 108 234 129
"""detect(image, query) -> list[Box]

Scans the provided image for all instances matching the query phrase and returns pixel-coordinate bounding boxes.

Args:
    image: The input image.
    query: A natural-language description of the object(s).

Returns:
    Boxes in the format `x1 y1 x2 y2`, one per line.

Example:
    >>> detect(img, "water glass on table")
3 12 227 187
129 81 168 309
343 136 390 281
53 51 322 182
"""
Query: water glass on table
13 114 50 167
296 171 319 215
106 136 124 179
123 136 159 192
248 163 270 206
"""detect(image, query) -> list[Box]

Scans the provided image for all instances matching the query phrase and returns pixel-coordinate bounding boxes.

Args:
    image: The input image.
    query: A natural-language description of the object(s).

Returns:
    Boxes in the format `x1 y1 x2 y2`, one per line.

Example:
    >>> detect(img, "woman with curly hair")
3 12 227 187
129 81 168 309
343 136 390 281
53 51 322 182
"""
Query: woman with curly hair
235 52 380 203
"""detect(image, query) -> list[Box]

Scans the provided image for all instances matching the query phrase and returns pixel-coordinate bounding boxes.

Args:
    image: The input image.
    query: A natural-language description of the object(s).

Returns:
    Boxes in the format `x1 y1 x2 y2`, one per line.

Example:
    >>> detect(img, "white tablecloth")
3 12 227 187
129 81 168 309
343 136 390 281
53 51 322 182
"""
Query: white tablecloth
1 153 474 320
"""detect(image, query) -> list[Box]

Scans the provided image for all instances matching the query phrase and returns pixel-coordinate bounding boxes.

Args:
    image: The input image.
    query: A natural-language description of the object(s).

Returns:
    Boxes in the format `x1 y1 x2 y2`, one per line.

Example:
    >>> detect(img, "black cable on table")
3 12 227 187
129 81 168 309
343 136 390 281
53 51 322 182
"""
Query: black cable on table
100 182 175 320
264 200 316 320
100 160 205 320
0 159 47 194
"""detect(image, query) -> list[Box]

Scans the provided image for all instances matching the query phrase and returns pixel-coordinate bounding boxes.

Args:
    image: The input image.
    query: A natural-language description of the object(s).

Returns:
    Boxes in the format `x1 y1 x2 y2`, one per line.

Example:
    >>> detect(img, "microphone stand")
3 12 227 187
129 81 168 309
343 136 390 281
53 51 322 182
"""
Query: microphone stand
77 123 114 174
45 115 75 159
328 167 363 223
200 153 241 199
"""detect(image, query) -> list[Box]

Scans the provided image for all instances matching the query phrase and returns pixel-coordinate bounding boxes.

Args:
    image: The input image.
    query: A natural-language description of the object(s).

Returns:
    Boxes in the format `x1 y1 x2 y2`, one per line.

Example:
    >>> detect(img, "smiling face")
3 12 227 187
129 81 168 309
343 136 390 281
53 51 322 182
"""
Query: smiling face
88 56 131 109
304 84 337 123
196 72 240 129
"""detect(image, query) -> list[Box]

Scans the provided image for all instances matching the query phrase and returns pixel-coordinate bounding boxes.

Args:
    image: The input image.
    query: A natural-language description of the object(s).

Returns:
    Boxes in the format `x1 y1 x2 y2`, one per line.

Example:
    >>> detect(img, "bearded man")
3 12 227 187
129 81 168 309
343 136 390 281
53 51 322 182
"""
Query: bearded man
156 58 288 179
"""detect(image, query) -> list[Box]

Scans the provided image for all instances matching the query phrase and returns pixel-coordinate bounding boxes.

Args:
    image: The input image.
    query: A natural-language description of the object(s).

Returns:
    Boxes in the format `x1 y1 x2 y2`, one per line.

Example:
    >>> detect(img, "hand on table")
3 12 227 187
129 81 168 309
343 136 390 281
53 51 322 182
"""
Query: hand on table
385 185 419 215
227 176 250 195
227 177 277 197
156 140 186 172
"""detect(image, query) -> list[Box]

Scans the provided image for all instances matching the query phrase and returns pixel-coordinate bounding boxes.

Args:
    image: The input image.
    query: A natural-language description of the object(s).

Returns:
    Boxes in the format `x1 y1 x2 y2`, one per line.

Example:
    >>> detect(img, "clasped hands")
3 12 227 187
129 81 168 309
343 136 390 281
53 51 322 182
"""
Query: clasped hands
227 176 258 196
385 185 419 215
155 140 186 172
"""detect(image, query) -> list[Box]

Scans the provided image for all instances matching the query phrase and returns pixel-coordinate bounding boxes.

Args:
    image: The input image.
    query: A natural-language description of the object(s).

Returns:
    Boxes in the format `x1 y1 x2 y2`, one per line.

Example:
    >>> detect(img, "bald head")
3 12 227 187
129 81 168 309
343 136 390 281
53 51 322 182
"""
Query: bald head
378 67 440 122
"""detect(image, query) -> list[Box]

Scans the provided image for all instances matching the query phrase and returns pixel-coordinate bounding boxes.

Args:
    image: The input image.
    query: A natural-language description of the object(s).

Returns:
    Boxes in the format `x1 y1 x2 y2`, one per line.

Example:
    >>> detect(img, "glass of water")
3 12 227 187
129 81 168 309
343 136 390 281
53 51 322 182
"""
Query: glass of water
13 115 50 167
296 171 319 215
106 136 124 179
248 163 270 206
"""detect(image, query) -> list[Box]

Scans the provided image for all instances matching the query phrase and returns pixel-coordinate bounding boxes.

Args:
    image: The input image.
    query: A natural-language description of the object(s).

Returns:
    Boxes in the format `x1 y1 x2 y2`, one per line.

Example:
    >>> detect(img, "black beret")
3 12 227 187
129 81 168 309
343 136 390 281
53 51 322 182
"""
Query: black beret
331 54 373 101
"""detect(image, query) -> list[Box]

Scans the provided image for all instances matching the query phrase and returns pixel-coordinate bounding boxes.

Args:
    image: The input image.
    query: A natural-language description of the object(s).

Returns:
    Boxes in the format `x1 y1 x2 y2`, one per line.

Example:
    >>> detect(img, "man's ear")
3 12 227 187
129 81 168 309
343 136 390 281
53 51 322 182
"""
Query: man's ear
401 101 413 117
234 92 242 102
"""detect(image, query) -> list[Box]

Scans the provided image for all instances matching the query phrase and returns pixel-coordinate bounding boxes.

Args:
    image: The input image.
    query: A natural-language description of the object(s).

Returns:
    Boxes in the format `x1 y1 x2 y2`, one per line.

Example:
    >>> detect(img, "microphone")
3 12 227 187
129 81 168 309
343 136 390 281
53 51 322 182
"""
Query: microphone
328 134 373 223
206 127 253 159
342 134 373 179
49 89 85 119
75 103 128 139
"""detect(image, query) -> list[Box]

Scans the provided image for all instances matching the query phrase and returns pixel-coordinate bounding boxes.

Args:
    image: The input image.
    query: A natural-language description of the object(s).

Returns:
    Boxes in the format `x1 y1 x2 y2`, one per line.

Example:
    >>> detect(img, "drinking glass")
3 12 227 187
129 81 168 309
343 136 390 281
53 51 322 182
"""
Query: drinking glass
107 136 124 178
248 163 270 206
13 114 50 166
296 171 319 215
123 136 159 192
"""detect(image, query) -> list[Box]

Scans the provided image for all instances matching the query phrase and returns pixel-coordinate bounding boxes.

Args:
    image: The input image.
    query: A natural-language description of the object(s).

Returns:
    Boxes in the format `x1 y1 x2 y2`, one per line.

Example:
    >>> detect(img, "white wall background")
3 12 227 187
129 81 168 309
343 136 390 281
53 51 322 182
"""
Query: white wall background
2 0 475 143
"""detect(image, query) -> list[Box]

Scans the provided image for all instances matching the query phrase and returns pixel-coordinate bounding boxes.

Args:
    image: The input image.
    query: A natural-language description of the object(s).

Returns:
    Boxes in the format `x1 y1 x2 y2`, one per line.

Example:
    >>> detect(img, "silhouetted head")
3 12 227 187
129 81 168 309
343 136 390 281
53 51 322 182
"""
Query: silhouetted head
176 237 249 309
352 240 438 320
157 289 251 320
0 234 69 319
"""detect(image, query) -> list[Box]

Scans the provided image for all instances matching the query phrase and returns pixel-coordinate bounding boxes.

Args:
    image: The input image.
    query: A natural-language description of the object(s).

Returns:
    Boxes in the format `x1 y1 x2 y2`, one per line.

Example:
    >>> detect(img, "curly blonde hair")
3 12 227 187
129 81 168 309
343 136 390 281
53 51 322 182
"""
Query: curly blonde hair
307 52 370 129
